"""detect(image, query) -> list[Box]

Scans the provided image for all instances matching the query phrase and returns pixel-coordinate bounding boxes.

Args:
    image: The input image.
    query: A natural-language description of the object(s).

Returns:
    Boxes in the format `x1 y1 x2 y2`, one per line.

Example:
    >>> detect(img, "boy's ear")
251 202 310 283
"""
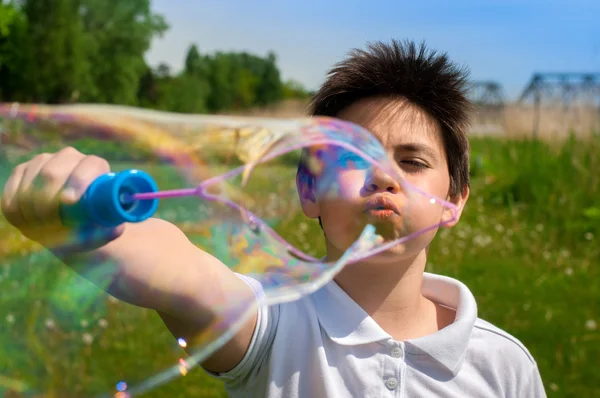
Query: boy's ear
442 185 470 228
296 171 320 218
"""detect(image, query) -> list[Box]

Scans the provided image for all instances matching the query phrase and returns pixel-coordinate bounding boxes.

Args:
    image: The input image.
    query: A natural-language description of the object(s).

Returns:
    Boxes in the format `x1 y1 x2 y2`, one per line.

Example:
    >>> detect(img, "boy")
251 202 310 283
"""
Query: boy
1 40 546 397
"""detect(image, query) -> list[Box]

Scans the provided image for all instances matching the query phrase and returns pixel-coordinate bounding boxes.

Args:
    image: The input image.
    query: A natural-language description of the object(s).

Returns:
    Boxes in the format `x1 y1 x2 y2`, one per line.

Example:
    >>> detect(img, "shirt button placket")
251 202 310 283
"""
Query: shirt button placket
383 343 404 395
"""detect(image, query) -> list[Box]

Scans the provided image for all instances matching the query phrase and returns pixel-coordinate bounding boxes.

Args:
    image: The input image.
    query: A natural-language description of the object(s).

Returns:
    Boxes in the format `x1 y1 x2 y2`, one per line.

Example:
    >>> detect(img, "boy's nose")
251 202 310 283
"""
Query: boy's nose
364 168 401 193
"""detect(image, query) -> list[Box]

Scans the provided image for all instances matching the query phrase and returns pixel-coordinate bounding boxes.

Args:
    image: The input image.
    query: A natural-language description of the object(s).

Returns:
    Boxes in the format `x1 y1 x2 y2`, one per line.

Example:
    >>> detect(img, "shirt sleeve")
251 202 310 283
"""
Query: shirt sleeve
203 273 280 389
521 364 547 398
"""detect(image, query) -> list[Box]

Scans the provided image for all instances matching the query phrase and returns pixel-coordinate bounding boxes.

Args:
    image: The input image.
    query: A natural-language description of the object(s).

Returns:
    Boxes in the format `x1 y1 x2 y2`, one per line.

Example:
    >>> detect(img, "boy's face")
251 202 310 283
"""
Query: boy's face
299 97 468 263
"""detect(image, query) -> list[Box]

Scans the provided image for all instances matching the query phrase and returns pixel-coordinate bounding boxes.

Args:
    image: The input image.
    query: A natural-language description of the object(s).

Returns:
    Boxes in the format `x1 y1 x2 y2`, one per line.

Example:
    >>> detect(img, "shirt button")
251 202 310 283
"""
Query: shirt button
391 346 403 358
386 377 398 390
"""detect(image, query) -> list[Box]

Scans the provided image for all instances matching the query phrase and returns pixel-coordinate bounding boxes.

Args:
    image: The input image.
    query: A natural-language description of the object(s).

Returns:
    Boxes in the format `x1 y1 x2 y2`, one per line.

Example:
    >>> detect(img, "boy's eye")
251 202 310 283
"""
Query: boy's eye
400 160 428 171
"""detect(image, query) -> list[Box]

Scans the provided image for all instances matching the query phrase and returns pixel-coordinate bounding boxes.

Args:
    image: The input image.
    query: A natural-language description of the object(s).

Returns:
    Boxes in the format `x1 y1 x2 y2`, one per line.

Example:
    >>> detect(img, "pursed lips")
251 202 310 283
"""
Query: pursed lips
364 195 401 217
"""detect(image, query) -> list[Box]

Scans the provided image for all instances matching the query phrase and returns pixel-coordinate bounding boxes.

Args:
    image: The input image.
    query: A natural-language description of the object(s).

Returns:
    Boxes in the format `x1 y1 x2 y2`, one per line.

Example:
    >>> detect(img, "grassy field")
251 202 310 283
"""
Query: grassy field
1 132 599 397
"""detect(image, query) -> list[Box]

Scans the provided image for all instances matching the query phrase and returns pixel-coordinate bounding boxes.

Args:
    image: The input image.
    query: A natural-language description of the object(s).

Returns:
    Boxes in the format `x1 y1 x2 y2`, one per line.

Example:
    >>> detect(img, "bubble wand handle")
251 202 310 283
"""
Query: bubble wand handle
59 169 160 228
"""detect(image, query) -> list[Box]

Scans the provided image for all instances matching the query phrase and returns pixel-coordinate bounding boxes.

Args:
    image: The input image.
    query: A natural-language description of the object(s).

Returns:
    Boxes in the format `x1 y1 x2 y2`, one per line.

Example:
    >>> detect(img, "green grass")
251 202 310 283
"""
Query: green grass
1 134 599 397
434 134 600 397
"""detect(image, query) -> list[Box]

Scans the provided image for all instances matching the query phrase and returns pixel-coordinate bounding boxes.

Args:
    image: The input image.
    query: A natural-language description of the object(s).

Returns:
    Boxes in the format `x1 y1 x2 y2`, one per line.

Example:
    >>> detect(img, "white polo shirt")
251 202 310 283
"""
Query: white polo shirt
208 272 546 397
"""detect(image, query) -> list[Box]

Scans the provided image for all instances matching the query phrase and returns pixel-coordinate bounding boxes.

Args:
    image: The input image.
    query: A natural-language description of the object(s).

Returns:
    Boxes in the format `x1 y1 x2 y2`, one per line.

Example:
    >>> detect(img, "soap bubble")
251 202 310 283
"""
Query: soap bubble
0 103 457 397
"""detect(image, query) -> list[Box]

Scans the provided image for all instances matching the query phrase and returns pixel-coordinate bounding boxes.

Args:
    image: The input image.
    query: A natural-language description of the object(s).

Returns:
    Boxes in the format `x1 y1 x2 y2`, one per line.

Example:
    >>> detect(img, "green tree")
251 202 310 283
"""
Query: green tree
18 0 88 103
206 52 235 112
256 51 282 106
79 0 168 105
185 44 201 73
234 68 258 108
137 63 158 107
0 1 26 100
181 44 211 111
155 62 171 79
282 79 310 99
0 0 289 115
157 73 210 114
0 1 17 38
184 44 210 78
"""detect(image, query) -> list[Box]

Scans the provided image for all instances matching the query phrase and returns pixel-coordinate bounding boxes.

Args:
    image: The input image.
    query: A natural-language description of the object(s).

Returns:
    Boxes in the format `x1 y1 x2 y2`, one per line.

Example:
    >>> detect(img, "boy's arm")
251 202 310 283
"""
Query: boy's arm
1 148 255 373
58 217 258 373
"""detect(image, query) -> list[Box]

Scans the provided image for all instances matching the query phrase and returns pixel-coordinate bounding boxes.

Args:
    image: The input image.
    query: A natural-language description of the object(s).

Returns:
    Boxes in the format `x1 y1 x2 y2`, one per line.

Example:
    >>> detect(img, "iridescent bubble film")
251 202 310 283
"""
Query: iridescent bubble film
0 103 458 397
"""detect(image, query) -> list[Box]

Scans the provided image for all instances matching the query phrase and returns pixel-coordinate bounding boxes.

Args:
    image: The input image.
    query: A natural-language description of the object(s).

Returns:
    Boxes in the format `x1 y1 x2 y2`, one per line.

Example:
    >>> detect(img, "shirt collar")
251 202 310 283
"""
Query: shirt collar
311 272 478 376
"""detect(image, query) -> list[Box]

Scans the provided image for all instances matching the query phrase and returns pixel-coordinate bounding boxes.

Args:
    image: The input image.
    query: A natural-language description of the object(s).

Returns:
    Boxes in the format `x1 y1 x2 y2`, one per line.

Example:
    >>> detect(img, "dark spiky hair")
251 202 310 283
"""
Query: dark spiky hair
308 39 473 197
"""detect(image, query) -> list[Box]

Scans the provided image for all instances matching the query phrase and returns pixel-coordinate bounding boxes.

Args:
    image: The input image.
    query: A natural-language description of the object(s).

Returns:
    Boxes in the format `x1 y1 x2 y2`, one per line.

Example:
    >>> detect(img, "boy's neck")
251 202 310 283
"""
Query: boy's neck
330 248 455 341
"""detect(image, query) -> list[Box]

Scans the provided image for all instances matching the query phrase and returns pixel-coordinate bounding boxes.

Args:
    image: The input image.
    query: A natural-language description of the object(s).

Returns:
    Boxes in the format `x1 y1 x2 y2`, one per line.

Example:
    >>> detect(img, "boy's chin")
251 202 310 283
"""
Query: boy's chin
326 229 425 261
363 243 414 264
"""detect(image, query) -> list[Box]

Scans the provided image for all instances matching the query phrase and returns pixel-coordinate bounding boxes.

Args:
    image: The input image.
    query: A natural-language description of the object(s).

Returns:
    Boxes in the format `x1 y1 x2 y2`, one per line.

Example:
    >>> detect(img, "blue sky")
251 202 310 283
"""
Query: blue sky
145 0 600 100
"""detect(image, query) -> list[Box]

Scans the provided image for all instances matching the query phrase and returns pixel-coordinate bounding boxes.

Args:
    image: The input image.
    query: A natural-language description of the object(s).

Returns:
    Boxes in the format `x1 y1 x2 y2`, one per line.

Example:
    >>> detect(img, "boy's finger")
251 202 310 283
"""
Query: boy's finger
33 149 86 222
17 153 54 224
61 155 111 203
1 163 28 227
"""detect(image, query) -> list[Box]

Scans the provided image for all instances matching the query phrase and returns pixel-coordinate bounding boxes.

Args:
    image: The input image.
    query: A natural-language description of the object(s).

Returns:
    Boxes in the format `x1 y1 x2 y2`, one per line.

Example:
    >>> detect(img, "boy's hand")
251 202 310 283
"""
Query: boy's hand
1 147 124 252
2 146 258 374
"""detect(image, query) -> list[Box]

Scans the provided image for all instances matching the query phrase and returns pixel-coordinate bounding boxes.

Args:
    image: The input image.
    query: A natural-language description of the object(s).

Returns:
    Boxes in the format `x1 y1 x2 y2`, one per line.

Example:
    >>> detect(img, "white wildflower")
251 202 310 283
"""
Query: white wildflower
542 251 551 261
473 235 492 248
82 333 94 345
6 313 14 324
585 319 597 331
559 249 570 258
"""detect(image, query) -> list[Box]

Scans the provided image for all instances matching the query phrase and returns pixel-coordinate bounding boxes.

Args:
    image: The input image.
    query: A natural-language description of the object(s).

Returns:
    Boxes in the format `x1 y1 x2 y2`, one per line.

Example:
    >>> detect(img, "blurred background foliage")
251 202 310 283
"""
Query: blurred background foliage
0 0 311 112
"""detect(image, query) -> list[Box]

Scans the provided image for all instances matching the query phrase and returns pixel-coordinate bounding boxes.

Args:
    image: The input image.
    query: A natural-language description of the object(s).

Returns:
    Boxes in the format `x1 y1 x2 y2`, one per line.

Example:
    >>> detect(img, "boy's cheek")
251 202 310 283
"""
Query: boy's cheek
317 170 366 200
413 172 452 201
400 193 446 233
320 208 367 249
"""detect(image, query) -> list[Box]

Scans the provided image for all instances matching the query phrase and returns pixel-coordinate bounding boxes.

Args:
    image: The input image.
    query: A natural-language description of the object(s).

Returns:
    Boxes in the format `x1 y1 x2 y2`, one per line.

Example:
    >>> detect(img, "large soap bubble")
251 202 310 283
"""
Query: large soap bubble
0 103 458 397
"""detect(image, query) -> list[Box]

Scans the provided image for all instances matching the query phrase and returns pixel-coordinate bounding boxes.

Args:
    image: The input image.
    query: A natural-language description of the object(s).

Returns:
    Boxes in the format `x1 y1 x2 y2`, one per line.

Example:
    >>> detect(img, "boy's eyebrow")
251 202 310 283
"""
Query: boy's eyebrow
394 143 439 160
